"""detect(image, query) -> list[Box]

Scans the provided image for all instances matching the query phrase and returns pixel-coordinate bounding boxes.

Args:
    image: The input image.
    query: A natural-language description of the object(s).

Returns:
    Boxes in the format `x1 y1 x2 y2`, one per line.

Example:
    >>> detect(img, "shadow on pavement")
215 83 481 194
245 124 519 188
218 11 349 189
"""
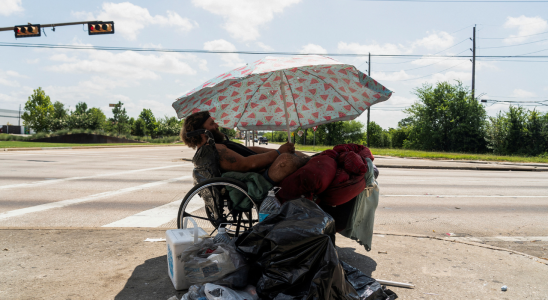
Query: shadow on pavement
115 255 184 300
336 246 377 277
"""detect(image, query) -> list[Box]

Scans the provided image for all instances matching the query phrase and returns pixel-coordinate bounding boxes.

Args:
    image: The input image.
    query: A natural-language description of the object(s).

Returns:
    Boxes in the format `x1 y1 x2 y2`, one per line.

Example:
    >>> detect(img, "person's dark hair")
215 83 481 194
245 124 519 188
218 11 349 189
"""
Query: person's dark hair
181 111 210 149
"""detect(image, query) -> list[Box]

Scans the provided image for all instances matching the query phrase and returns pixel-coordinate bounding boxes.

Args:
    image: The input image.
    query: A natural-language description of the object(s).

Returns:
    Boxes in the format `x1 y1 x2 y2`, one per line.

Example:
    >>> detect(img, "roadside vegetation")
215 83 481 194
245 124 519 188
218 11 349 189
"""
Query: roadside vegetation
0 141 158 148
262 81 548 163
11 87 184 144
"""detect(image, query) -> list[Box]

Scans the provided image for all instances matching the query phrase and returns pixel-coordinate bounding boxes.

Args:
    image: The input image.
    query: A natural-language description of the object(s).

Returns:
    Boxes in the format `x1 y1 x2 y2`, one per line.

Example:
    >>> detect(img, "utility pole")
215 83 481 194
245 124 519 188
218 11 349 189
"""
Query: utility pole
367 52 371 147
471 25 476 100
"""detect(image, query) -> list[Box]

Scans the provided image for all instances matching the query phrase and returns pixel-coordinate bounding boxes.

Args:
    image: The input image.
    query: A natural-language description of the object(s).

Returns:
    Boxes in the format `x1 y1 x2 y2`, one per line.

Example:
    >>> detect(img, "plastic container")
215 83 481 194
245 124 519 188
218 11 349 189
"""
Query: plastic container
259 187 282 222
212 224 232 245
166 217 208 290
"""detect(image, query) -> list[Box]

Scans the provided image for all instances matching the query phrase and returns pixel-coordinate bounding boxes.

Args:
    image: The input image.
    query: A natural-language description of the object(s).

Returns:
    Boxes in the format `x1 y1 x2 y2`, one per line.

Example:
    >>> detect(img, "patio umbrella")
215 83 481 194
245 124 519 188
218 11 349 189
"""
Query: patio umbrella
172 55 392 142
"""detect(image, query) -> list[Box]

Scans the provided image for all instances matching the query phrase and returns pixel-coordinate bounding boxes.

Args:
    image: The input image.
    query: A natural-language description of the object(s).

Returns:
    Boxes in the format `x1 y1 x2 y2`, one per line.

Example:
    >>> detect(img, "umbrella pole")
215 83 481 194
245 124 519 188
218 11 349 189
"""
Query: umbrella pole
280 75 291 143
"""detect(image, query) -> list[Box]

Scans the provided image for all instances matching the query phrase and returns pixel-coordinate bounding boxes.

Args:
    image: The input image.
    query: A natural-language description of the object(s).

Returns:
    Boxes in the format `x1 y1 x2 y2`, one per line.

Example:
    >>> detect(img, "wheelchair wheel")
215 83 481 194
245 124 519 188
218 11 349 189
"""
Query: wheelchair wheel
177 177 259 237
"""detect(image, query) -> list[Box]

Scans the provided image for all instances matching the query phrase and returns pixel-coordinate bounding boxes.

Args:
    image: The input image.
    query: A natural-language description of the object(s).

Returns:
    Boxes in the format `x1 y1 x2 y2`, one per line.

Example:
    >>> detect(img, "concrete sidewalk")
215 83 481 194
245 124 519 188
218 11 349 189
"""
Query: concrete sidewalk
1 228 546 299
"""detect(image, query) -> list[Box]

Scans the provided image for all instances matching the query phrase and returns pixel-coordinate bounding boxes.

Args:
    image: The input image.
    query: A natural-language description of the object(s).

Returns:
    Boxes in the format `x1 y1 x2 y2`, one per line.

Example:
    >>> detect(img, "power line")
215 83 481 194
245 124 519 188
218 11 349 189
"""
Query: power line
479 38 548 49
1 42 548 58
378 49 469 72
393 61 469 82
479 30 548 39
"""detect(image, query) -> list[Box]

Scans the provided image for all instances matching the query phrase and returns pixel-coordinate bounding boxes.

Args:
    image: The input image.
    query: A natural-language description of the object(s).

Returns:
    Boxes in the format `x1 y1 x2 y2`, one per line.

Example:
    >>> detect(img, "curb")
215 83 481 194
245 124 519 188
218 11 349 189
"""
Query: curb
374 164 548 172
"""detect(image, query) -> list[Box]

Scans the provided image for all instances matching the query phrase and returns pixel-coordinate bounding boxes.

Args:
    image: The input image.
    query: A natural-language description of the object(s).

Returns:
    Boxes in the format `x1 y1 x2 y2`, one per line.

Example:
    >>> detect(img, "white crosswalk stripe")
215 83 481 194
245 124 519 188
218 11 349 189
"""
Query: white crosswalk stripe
103 200 181 228
0 176 192 221
0 164 189 190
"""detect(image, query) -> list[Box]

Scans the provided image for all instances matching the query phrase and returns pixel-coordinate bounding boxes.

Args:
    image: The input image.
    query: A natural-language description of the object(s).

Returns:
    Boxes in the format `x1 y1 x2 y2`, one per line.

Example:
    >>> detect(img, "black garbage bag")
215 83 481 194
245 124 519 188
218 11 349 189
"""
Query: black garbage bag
235 198 397 300
340 261 397 300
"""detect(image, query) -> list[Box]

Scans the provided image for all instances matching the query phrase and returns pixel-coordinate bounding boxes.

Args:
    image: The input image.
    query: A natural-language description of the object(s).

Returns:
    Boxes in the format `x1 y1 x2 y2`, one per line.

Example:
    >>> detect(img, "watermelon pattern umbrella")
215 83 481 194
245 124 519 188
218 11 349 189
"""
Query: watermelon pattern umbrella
172 55 392 141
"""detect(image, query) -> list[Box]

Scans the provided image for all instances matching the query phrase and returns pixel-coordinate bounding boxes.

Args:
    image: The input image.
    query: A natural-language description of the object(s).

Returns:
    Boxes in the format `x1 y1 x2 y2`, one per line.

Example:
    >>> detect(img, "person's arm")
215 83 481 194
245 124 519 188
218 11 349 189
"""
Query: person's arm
216 144 278 172
247 146 275 154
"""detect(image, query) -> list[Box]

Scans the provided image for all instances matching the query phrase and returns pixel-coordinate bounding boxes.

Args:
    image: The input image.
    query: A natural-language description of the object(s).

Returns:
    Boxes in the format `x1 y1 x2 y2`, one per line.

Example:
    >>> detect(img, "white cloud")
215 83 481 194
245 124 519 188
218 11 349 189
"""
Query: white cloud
0 69 26 87
372 71 412 82
504 16 548 44
26 58 40 64
338 41 408 55
299 43 327 55
256 42 274 51
412 31 454 50
192 0 301 41
203 39 245 68
0 0 23 16
511 89 536 98
424 71 469 85
72 2 197 41
46 43 198 82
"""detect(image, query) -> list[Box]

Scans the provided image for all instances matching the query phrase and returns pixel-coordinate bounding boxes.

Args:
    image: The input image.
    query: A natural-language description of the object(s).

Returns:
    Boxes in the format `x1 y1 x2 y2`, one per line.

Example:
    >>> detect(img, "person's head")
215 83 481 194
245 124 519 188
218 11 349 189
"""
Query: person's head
180 111 225 149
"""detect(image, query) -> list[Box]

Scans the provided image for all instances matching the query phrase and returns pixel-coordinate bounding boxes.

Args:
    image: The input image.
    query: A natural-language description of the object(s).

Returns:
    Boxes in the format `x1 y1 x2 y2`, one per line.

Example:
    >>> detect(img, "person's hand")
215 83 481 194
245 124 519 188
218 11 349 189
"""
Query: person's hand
278 142 295 154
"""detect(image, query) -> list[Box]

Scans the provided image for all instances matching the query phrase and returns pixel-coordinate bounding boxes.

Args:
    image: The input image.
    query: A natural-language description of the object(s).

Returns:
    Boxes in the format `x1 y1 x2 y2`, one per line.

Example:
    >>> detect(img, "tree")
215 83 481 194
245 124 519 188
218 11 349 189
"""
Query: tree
52 101 68 119
21 87 54 132
74 102 88 114
367 121 390 147
87 107 106 130
138 109 157 137
109 101 130 135
404 81 487 153
133 118 147 136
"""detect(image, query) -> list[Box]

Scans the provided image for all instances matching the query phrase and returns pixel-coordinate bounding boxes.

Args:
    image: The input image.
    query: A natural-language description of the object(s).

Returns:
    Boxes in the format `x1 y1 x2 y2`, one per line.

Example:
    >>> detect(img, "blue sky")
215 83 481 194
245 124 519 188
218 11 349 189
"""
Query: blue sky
1 0 547 129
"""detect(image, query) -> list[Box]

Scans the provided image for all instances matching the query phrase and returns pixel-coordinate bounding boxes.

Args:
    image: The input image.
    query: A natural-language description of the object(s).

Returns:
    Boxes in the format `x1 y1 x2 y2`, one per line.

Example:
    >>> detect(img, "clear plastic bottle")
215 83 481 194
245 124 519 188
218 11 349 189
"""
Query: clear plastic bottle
213 224 232 245
259 187 282 222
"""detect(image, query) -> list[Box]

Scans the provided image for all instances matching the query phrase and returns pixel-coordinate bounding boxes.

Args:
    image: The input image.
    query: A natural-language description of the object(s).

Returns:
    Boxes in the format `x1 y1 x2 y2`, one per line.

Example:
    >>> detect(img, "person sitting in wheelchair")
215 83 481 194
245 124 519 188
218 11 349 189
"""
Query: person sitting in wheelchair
181 111 309 184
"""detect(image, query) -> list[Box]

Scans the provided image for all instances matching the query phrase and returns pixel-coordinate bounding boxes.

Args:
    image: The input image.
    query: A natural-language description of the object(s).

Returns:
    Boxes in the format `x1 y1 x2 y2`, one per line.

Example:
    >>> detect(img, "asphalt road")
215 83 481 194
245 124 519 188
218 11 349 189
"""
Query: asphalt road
1 145 547 258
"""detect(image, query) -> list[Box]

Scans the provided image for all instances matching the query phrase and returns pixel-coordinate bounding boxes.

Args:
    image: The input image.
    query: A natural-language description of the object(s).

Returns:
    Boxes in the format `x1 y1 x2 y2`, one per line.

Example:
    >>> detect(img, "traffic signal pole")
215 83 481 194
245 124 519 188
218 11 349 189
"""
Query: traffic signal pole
367 52 371 148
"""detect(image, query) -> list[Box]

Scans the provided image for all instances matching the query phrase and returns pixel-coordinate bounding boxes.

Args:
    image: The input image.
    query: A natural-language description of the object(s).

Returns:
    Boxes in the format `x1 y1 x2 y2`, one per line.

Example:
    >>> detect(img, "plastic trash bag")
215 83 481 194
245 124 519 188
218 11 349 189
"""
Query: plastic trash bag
181 284 207 300
180 239 245 285
234 198 357 299
204 284 258 300
340 261 397 300
234 198 397 300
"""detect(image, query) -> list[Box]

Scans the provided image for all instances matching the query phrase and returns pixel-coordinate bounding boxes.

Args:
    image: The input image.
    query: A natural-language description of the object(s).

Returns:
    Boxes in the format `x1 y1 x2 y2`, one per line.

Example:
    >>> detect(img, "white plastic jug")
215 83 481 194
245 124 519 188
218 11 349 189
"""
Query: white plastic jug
166 217 208 290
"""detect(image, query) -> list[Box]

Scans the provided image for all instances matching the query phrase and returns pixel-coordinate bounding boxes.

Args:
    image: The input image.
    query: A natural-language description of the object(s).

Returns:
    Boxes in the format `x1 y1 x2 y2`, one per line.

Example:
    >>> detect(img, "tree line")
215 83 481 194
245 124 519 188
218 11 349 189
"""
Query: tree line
21 87 182 138
266 81 548 157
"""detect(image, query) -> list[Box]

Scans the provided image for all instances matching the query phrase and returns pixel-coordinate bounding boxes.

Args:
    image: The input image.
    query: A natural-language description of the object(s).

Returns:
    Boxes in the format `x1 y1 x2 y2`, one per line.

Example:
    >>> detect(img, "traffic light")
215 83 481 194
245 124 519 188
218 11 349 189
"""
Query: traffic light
88 22 114 35
14 24 41 38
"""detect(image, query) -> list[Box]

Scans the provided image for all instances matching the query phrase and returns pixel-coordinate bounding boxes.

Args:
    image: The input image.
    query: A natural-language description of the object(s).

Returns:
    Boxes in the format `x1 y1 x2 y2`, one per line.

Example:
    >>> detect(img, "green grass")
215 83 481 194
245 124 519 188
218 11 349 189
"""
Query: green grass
267 142 548 164
0 141 185 148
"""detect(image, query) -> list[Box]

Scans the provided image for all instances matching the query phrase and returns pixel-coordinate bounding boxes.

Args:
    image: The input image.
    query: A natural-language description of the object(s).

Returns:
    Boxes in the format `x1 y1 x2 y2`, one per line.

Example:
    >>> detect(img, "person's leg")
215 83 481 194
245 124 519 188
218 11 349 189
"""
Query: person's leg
267 153 309 183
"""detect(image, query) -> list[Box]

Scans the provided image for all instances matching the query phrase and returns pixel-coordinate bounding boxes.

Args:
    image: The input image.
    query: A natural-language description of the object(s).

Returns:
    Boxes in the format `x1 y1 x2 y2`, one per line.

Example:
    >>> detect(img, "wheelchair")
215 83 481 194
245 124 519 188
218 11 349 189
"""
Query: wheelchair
177 130 262 237
176 176 260 238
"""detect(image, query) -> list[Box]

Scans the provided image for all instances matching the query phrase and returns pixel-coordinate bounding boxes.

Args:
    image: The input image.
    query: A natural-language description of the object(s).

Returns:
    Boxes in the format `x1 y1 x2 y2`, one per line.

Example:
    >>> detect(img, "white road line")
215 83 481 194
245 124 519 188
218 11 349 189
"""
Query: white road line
103 200 181 228
0 176 192 221
0 164 189 190
103 195 204 228
449 236 548 242
382 194 548 198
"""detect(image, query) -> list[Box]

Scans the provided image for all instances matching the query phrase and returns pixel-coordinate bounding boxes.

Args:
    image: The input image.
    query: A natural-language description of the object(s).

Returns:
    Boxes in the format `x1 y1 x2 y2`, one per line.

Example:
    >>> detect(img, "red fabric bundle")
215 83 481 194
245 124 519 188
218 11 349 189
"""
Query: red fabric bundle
337 152 367 176
319 149 338 160
277 155 337 203
331 168 350 186
358 148 374 162
318 174 366 206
